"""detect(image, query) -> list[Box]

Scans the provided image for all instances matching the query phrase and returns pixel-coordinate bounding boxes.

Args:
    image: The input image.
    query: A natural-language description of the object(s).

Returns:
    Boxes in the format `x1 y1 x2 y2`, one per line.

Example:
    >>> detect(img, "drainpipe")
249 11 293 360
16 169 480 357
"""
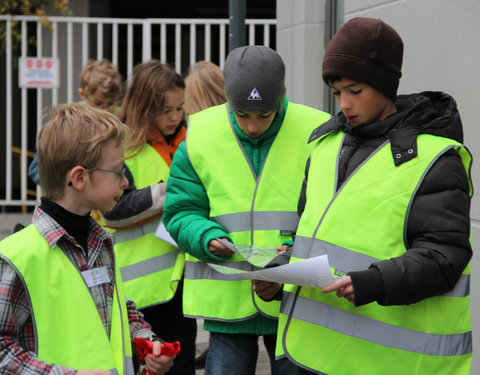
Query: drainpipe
324 0 344 115
229 0 246 52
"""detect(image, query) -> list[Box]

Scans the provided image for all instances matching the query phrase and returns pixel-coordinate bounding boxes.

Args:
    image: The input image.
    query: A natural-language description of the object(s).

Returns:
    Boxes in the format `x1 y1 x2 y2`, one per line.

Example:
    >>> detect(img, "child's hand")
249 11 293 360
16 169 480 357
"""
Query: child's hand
252 280 282 300
145 341 175 375
77 370 113 375
276 245 288 255
208 238 234 257
322 276 355 304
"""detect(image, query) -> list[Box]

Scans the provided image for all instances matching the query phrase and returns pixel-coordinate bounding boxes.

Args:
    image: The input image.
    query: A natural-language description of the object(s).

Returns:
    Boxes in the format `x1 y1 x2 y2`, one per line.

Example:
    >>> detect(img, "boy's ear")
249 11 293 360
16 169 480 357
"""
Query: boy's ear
68 165 88 190
78 88 86 101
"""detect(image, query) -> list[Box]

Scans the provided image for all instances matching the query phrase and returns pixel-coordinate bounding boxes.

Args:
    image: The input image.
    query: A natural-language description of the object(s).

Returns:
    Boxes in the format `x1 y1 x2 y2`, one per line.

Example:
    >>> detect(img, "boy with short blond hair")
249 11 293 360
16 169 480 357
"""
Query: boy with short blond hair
78 59 123 113
0 104 174 374
38 104 127 200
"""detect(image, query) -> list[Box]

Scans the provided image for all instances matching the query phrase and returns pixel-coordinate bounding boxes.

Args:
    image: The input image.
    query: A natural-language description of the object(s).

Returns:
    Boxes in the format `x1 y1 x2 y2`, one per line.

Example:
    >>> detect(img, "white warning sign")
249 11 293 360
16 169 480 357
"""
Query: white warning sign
19 57 60 88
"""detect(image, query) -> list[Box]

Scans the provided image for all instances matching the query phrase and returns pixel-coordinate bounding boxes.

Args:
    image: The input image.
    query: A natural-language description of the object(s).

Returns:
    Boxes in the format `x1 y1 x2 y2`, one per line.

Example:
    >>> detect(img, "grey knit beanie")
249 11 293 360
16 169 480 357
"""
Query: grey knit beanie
223 45 286 112
322 17 403 101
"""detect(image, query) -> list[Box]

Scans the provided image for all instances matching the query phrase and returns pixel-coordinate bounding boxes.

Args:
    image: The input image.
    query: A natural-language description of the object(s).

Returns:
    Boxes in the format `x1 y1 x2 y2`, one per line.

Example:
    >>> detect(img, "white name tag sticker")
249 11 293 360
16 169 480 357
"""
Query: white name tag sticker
81 267 111 287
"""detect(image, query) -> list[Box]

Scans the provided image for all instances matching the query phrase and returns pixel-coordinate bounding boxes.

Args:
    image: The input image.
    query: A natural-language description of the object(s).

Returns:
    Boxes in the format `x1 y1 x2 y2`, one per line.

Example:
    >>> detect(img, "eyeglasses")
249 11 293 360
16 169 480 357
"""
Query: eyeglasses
67 165 126 186
91 166 127 179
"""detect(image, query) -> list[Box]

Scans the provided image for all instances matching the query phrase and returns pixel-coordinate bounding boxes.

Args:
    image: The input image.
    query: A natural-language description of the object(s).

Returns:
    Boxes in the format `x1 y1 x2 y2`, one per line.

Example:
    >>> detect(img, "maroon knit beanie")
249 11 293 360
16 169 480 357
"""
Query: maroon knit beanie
322 17 403 101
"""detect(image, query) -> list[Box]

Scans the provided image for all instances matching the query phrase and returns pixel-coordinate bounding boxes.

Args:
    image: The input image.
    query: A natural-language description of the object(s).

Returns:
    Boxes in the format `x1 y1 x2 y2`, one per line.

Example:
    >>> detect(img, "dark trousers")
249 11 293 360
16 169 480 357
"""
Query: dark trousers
140 282 197 375
204 331 302 375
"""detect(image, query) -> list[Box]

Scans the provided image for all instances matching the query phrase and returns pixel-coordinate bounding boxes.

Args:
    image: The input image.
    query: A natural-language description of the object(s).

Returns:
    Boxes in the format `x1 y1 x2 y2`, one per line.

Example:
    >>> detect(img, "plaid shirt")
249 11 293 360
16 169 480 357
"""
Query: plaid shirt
0 207 157 374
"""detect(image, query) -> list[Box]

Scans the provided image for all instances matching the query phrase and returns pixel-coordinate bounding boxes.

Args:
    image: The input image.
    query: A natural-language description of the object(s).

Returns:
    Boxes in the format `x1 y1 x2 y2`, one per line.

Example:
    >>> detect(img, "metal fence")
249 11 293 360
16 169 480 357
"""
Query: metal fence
0 15 276 209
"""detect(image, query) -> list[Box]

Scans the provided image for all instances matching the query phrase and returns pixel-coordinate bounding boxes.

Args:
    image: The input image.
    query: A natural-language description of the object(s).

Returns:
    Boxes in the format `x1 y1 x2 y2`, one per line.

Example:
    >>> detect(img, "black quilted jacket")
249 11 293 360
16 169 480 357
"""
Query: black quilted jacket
299 91 472 307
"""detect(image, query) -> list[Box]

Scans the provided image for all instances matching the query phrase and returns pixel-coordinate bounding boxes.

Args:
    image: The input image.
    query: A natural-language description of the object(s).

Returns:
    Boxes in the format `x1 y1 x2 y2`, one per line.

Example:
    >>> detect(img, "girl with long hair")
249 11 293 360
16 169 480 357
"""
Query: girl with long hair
104 60 196 375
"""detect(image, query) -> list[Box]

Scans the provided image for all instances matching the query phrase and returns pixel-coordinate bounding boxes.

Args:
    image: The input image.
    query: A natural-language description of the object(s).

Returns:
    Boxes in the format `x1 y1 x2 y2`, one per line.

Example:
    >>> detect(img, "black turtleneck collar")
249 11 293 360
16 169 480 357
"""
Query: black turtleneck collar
40 197 91 252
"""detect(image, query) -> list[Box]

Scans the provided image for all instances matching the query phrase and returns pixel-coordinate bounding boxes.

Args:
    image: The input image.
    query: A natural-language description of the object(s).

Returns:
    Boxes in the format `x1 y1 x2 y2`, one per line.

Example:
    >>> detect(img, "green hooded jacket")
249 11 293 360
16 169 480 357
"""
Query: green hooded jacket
163 100 287 334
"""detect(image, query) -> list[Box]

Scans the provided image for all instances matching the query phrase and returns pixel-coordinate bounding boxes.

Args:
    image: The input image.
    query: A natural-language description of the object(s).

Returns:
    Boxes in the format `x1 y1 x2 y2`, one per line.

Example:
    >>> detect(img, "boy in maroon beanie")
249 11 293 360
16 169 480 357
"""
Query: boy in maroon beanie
255 17 472 375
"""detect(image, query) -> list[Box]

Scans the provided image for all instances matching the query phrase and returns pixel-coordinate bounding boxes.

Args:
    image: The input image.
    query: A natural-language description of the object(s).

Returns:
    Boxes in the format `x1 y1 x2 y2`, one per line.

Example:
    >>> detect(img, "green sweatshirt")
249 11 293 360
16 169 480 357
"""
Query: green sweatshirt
163 99 288 334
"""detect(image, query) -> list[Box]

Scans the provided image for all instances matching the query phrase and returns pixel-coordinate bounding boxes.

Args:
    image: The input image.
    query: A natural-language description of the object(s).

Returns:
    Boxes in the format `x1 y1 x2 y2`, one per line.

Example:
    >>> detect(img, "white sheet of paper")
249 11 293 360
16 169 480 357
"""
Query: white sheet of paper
155 221 179 248
207 254 336 288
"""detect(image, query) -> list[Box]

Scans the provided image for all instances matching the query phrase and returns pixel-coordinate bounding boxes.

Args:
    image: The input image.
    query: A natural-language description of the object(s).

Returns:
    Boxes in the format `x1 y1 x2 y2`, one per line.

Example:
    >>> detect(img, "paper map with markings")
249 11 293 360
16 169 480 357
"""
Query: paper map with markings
208 239 337 287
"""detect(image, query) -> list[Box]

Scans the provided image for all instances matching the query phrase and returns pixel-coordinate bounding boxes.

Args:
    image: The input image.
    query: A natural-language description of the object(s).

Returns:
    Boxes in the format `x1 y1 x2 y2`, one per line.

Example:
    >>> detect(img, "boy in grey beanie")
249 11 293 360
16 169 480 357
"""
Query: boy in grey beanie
221 45 288 139
163 45 330 375
223 45 286 113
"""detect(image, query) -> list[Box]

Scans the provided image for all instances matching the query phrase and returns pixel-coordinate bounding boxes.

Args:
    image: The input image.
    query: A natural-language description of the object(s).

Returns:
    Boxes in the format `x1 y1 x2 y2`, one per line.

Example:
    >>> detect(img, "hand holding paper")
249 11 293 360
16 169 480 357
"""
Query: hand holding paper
252 279 282 300
208 238 234 257
217 238 279 267
207 246 336 288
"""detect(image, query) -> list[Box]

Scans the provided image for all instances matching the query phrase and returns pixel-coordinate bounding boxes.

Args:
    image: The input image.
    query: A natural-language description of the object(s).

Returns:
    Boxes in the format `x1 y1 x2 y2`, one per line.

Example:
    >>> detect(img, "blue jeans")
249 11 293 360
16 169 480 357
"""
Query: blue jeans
204 331 301 375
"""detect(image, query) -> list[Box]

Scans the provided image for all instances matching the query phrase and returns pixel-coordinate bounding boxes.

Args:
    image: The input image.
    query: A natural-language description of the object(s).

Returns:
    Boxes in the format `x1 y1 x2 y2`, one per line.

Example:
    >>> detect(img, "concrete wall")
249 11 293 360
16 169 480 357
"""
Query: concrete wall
276 0 327 110
277 0 480 372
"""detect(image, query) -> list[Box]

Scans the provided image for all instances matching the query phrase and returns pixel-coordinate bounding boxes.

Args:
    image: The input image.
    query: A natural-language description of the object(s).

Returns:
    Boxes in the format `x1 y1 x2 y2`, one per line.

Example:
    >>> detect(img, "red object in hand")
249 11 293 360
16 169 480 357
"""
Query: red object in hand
133 337 181 375
160 340 182 357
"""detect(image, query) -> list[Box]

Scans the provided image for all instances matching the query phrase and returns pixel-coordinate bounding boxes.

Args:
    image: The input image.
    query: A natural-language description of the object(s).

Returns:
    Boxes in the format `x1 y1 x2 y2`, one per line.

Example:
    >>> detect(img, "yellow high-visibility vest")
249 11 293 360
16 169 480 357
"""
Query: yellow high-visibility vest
114 143 184 309
0 224 134 374
184 102 330 321
278 131 472 374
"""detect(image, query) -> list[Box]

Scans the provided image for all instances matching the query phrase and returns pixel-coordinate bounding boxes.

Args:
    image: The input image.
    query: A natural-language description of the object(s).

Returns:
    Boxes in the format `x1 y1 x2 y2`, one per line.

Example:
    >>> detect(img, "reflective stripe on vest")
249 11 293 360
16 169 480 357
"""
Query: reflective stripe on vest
281 291 471 356
114 144 184 309
185 259 255 281
184 102 330 321
0 225 134 374
114 219 159 244
282 293 472 356
292 235 470 297
211 211 299 232
280 132 472 374
114 219 181 282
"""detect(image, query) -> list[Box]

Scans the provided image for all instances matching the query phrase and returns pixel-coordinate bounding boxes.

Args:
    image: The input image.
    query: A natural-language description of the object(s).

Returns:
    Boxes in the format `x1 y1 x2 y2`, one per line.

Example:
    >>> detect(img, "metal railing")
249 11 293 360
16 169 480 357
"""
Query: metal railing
0 15 276 208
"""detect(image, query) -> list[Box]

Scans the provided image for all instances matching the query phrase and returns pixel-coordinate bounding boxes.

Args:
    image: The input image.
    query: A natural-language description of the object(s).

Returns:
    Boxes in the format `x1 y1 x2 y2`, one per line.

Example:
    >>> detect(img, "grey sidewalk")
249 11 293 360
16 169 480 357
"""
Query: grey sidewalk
0 213 33 240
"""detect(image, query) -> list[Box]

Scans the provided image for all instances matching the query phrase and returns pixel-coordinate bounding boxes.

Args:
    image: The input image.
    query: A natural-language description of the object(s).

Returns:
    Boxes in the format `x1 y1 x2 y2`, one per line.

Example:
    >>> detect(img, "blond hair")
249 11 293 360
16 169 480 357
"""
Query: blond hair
184 61 226 117
38 104 129 200
118 60 185 152
79 59 123 101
